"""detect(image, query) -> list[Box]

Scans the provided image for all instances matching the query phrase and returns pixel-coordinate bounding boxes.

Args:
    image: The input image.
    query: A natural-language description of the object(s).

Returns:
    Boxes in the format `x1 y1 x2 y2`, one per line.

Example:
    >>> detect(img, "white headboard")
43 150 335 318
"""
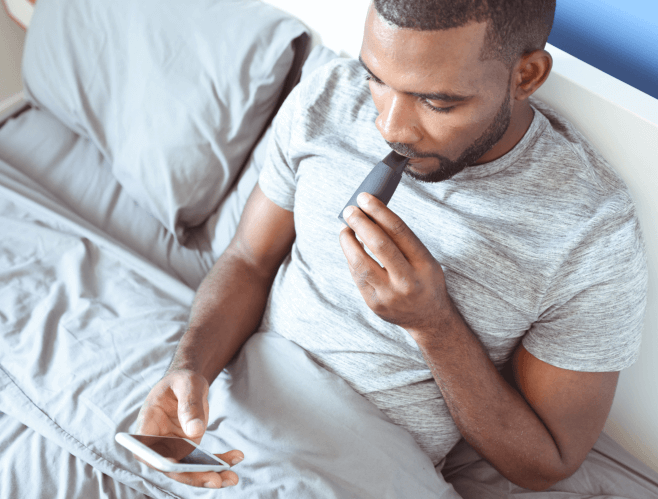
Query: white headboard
265 0 370 58
265 0 658 474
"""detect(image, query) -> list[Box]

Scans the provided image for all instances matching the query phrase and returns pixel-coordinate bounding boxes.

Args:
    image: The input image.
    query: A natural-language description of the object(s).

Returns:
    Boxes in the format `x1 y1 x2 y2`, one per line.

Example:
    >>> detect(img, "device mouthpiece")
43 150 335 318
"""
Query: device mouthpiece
382 151 410 174
337 150 410 224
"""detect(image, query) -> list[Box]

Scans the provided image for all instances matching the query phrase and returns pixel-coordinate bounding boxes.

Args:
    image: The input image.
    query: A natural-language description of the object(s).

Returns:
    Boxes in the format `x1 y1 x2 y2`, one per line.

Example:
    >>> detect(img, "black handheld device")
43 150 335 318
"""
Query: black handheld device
337 151 410 224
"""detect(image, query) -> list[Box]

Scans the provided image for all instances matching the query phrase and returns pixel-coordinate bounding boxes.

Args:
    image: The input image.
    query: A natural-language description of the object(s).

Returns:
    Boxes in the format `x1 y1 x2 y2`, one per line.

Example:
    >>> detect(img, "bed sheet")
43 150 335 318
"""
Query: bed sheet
0 105 215 290
0 154 460 498
0 411 149 499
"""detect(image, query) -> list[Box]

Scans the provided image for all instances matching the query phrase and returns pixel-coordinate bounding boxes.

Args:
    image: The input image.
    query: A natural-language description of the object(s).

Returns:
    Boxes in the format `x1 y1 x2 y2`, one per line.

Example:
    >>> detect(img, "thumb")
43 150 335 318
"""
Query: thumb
183 417 205 438
170 372 209 439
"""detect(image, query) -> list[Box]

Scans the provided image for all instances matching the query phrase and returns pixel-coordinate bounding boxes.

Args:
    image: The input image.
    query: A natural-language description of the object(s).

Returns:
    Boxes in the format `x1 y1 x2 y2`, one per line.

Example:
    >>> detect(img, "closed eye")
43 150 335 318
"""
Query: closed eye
366 74 455 114
421 100 455 114
364 73 383 85
365 73 455 113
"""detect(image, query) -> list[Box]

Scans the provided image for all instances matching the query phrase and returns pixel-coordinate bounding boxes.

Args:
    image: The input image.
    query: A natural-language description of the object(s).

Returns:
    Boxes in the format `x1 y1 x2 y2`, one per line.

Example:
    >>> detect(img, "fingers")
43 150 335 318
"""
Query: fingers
340 222 387 289
353 192 430 266
170 372 210 440
162 450 244 489
135 401 179 437
135 372 207 440
134 373 244 489
216 449 245 467
342 205 400 275
164 469 240 489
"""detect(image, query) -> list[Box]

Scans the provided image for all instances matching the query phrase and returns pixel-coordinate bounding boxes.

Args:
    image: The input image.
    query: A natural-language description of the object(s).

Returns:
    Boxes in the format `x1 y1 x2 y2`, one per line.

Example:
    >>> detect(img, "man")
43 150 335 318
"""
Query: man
136 0 648 492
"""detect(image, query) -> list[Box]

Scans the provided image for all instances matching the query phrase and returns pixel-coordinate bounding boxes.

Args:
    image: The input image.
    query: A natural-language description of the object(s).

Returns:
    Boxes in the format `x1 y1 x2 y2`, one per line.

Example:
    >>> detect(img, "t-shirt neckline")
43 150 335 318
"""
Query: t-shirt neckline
446 102 548 181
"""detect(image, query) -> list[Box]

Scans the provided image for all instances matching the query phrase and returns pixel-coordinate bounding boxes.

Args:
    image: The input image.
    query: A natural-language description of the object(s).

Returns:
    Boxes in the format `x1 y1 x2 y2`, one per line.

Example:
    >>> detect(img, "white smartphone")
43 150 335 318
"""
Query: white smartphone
115 433 231 473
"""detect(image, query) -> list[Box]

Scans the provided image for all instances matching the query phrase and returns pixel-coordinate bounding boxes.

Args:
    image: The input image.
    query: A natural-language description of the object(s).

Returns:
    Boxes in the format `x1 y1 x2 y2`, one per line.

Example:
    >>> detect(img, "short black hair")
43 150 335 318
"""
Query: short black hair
373 0 555 72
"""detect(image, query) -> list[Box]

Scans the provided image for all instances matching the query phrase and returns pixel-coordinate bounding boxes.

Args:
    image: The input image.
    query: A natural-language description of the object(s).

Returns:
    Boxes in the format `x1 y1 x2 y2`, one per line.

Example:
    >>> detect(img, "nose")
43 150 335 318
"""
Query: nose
375 91 423 145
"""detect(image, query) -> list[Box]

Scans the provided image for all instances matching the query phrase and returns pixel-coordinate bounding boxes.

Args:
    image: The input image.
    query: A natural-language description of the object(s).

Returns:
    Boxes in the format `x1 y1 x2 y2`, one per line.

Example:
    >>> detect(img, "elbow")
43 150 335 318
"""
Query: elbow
520 478 560 493
510 461 579 492
513 475 563 493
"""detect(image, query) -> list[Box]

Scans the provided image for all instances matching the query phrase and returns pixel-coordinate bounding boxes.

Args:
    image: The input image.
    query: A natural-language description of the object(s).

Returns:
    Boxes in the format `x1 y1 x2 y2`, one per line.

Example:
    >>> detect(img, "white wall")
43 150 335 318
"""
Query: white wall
0 3 26 101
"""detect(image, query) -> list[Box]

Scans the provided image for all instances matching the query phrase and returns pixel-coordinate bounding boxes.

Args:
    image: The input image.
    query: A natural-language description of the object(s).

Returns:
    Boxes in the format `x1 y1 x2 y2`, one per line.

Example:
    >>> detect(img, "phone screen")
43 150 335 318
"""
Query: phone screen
130 435 222 465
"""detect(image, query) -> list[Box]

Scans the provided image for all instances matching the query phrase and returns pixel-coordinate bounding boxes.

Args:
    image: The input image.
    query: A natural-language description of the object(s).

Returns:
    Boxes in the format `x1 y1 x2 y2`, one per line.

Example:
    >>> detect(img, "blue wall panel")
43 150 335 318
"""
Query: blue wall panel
547 0 657 100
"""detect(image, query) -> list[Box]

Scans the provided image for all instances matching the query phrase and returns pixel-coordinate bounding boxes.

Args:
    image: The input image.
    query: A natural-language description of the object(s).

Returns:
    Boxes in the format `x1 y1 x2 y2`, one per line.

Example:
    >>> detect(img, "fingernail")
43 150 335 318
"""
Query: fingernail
357 192 369 205
203 482 219 489
343 206 355 219
184 418 204 436
231 456 244 465
221 479 236 488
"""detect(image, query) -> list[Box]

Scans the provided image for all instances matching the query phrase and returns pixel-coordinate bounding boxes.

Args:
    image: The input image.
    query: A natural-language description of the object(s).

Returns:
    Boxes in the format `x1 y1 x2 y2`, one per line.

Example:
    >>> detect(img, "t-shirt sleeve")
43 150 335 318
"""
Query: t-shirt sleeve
257 81 303 213
522 194 648 372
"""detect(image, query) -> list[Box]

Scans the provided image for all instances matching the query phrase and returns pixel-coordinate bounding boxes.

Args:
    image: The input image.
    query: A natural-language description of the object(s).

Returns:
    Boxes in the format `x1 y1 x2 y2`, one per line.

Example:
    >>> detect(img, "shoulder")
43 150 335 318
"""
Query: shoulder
526 97 637 221
297 57 368 99
272 57 379 154
288 58 374 123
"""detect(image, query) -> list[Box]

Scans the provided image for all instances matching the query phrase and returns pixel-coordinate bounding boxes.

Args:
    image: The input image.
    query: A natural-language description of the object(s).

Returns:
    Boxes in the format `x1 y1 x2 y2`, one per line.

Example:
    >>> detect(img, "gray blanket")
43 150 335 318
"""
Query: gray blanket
0 157 459 498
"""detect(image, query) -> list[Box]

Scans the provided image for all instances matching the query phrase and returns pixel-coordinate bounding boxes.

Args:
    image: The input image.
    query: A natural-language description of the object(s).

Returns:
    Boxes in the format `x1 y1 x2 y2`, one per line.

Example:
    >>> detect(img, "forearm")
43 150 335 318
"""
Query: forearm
408 302 565 491
167 251 273 384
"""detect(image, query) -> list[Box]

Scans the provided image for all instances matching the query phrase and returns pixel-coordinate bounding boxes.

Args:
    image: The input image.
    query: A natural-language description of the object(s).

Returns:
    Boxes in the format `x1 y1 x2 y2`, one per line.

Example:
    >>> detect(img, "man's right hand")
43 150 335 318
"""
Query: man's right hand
134 369 244 489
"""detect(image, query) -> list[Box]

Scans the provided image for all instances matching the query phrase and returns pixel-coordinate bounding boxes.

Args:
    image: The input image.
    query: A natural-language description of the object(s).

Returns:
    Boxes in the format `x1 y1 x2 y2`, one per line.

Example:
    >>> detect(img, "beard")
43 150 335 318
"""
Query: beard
387 83 513 184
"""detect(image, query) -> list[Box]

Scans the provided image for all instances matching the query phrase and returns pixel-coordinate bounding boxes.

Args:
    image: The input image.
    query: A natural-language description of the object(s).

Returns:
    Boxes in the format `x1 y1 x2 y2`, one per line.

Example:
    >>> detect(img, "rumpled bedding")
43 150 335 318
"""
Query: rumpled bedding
0 411 149 499
0 153 459 498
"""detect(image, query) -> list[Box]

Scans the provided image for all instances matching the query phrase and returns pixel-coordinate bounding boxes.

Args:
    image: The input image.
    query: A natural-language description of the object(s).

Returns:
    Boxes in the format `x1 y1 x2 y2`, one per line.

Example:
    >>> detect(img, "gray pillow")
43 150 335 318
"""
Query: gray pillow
22 0 308 242
199 44 341 260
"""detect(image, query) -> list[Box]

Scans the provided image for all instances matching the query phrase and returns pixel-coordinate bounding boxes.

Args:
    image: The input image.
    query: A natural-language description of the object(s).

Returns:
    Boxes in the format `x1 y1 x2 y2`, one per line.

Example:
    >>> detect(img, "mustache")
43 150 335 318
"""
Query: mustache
386 141 440 159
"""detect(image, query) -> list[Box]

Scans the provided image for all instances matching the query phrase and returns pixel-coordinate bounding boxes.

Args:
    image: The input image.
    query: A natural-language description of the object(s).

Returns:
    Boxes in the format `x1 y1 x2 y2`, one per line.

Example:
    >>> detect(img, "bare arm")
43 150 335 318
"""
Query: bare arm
135 184 295 489
167 252 273 383
167 183 296 384
412 310 619 491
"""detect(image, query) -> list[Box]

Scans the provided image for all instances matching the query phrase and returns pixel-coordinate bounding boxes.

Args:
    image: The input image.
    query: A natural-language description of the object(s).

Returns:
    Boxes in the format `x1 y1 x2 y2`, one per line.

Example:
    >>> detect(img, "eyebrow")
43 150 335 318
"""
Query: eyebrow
358 55 474 103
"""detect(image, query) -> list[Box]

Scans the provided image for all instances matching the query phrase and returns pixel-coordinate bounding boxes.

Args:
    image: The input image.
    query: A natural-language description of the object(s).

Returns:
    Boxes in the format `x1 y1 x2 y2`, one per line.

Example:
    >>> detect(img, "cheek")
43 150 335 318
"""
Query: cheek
419 106 484 152
416 111 470 155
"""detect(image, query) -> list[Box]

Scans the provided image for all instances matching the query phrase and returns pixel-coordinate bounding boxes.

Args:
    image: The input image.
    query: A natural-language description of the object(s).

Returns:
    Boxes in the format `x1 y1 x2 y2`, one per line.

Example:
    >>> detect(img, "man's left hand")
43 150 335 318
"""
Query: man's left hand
339 192 453 333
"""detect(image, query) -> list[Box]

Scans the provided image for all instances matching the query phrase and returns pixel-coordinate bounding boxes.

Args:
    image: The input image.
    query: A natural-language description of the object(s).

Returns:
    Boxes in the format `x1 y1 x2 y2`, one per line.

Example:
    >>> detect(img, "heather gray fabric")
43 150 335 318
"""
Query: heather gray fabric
257 58 648 467
22 0 308 242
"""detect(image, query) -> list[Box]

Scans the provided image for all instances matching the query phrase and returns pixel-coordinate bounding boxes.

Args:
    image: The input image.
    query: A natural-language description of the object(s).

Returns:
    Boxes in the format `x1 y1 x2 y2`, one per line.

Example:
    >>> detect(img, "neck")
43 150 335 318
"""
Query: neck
473 100 535 165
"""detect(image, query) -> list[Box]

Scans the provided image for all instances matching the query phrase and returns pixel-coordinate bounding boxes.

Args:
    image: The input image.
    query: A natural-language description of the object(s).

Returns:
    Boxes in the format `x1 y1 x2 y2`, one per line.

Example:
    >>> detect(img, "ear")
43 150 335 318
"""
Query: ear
513 49 553 100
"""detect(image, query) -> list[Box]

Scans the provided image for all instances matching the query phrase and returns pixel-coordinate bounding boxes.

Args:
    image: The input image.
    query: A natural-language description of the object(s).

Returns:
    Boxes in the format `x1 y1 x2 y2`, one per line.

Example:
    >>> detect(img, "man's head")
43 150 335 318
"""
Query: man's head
360 0 555 183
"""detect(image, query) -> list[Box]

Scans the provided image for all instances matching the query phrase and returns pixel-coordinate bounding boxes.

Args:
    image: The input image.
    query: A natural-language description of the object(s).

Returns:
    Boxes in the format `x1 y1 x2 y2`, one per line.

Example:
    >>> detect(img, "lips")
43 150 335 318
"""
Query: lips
388 147 434 167
391 149 423 163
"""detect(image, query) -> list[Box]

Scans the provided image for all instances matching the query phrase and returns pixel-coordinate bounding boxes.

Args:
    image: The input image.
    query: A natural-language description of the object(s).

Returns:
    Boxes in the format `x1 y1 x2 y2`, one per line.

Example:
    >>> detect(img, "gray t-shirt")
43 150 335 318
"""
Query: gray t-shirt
256 58 648 466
